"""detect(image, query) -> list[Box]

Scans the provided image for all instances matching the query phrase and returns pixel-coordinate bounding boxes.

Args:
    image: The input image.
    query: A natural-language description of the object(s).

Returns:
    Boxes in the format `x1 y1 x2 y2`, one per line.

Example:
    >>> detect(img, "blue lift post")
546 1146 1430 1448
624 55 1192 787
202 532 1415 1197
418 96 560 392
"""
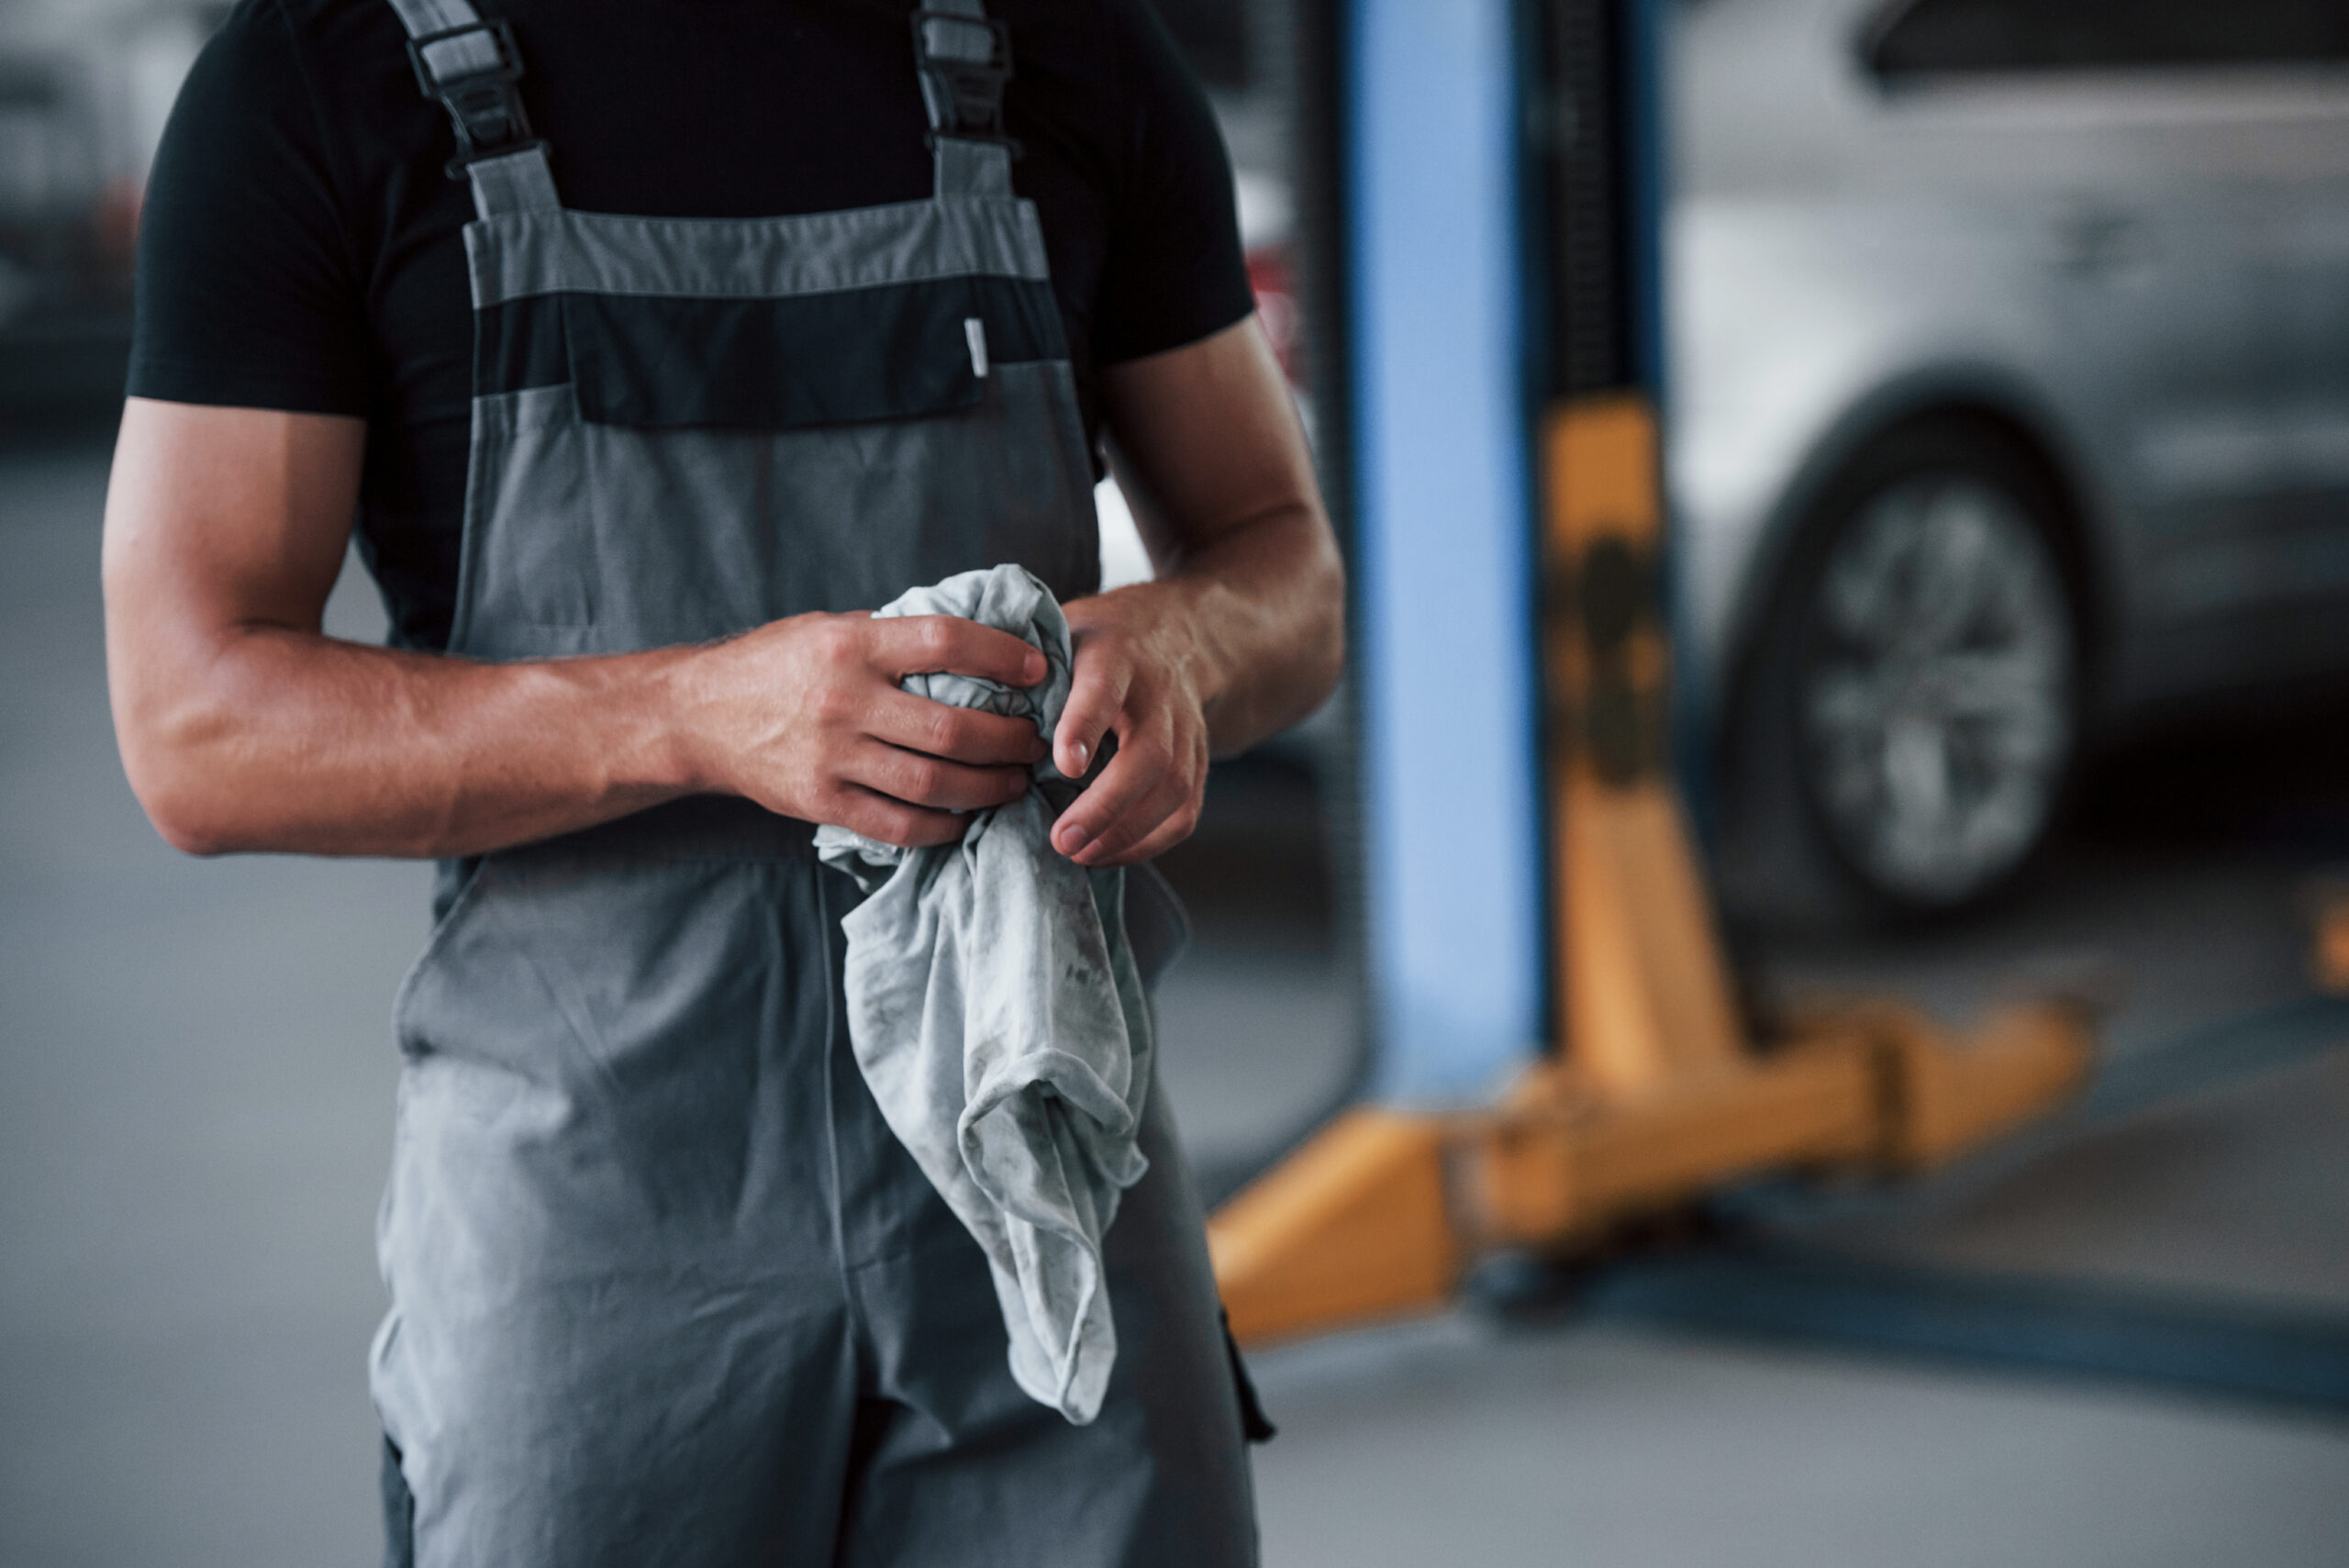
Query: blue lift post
1331 0 1671 1102
1346 0 1542 1106
1208 0 2097 1349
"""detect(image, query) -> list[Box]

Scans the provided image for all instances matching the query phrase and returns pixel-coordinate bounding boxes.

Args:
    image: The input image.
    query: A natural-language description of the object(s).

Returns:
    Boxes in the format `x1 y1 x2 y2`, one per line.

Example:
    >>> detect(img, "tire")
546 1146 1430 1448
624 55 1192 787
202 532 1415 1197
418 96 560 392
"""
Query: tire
1716 421 2082 929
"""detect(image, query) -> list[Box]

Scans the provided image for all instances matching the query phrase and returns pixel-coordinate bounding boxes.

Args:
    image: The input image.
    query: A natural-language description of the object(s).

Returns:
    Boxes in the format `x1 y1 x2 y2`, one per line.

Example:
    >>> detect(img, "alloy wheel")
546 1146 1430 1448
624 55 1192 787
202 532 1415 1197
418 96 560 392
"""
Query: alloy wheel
1797 473 2075 907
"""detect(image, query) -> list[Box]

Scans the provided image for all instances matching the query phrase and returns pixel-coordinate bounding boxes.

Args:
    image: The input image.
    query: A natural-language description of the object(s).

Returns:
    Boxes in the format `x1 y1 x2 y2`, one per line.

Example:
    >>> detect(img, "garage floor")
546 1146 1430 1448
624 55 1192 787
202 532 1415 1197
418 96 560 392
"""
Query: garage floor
6 436 2346 1567
1247 1312 2349 1568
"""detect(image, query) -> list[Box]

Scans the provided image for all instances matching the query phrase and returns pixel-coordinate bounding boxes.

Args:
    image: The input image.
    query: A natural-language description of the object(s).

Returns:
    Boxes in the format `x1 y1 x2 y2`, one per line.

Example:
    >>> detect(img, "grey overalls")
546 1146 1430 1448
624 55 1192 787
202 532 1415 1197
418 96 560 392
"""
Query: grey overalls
371 4 1258 1562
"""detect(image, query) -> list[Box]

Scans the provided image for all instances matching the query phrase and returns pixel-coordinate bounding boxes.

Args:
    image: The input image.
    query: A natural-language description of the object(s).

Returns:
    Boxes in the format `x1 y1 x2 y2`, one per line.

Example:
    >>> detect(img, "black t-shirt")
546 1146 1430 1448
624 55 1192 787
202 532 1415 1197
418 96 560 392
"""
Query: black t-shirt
130 0 1253 651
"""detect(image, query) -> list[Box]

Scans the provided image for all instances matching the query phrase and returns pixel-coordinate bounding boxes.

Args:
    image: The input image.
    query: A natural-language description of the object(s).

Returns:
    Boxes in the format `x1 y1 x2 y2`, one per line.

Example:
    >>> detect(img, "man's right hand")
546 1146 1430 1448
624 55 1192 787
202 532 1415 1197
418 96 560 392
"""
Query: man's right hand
679 613 1049 848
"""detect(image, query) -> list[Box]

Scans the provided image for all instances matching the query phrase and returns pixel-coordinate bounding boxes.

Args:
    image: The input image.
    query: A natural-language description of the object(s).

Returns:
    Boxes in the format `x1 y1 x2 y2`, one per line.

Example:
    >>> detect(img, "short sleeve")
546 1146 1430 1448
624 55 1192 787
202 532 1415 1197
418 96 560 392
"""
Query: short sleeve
128 0 374 415
1088 0 1258 365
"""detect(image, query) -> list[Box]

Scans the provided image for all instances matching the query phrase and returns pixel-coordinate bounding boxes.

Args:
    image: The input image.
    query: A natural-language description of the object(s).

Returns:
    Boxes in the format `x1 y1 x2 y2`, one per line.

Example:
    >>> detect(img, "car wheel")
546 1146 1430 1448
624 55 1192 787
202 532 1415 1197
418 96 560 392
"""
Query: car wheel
1719 424 2080 926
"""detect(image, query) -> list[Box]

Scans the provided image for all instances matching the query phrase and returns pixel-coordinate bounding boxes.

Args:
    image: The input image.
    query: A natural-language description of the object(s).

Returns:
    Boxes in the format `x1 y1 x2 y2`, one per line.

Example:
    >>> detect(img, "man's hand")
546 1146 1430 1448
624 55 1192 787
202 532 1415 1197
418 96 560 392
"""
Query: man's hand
1049 584 1212 866
1047 315 1345 868
680 613 1047 848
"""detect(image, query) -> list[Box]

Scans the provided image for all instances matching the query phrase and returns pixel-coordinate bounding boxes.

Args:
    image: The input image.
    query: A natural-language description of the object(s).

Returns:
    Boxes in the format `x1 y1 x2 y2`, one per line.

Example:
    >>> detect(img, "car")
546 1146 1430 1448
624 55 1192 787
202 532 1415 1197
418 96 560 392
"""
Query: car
1670 0 2349 923
0 2 222 420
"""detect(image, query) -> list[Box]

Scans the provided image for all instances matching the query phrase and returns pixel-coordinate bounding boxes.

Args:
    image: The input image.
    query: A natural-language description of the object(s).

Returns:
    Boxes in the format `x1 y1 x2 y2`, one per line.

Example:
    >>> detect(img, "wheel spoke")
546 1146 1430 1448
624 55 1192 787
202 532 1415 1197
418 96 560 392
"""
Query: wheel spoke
1804 665 1890 743
1907 489 2010 653
1934 648 2061 721
1881 717 1954 843
1820 488 1925 649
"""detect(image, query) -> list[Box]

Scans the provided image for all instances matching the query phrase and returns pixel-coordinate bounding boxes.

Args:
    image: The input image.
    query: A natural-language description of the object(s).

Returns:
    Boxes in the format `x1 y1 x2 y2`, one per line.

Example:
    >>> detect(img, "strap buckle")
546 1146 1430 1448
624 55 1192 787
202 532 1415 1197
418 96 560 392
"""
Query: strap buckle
910 10 1020 153
406 19 545 179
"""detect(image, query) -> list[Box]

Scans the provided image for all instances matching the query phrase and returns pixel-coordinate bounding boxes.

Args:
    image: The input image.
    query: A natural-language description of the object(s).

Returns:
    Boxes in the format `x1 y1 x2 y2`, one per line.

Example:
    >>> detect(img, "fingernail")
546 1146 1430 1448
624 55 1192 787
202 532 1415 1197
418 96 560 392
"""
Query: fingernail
1023 651 1046 683
1057 822 1090 856
1072 740 1090 773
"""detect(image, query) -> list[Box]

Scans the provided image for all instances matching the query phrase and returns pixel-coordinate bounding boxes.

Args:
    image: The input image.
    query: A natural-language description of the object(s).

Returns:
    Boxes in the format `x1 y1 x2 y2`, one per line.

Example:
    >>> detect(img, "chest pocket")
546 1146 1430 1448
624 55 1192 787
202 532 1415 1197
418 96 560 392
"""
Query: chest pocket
544 276 1063 431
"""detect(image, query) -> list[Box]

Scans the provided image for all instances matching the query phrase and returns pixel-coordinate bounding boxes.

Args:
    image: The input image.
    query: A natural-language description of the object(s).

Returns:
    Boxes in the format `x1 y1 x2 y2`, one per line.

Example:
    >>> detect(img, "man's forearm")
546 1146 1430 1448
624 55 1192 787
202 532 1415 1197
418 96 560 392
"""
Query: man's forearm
1087 317 1346 766
113 627 701 859
111 598 1062 861
1147 501 1345 759
1047 318 1346 865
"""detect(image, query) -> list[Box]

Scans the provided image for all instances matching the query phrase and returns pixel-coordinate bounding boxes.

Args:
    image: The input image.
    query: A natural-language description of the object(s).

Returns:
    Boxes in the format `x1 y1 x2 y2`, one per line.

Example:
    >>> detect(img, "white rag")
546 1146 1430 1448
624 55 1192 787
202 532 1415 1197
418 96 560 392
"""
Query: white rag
812 564 1153 1425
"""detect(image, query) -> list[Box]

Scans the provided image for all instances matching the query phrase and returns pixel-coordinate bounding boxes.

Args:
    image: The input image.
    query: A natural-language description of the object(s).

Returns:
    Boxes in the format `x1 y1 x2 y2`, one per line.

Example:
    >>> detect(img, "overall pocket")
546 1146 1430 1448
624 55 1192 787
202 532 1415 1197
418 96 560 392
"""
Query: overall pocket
555 274 1061 430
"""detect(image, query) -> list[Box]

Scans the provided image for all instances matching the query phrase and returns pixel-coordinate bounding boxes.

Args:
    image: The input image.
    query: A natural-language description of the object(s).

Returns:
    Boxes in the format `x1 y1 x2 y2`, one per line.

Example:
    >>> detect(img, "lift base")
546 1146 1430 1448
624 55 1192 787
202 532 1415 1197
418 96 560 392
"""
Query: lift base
1211 998 2093 1347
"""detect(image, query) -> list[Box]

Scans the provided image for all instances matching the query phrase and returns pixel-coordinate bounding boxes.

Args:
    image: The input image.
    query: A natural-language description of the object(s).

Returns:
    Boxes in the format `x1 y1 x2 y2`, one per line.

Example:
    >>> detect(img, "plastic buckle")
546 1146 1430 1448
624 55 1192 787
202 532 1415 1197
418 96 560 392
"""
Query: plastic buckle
910 10 1020 152
406 19 544 179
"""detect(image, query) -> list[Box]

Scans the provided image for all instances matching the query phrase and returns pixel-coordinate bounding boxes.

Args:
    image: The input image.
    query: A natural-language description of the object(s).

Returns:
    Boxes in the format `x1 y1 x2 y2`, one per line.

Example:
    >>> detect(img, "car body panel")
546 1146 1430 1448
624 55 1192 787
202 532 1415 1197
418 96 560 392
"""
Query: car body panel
1669 0 2349 737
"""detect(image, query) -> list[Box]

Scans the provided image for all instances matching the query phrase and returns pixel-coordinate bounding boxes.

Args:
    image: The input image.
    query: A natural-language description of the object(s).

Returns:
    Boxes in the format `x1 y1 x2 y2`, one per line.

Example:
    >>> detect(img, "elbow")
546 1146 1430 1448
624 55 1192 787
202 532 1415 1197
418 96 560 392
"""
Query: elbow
1300 617 1344 717
150 810 239 861
123 748 241 858
113 688 252 857
108 628 273 857
1308 539 1348 709
155 820 236 859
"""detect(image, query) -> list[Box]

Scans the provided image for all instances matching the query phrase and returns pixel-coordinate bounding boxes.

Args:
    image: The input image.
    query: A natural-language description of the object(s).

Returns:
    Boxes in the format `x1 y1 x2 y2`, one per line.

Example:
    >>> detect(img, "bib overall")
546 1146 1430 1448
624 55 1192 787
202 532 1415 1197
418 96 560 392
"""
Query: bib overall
370 4 1257 1562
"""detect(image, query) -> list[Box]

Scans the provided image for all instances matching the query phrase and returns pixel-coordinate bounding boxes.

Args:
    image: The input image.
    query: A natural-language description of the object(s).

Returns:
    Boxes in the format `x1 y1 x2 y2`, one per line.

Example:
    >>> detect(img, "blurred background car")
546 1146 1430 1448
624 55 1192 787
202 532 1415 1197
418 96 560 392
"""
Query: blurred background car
0 0 223 421
1673 0 2349 926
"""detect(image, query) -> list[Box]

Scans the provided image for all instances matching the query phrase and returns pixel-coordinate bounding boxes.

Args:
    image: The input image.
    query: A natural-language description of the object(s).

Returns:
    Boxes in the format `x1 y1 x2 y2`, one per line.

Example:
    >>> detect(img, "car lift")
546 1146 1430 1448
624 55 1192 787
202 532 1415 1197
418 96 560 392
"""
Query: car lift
1206 0 2094 1348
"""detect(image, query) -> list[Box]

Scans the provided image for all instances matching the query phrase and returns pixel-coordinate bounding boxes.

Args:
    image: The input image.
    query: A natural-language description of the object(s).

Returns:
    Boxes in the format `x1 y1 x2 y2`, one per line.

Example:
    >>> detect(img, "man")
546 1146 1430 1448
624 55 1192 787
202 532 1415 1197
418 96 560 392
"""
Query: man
101 0 1342 1562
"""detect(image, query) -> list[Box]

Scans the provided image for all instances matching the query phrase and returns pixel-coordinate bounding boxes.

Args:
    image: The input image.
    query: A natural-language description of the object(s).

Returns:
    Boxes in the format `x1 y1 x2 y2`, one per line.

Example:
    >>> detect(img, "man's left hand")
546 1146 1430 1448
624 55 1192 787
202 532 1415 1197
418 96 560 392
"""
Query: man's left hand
1043 314 1345 869
1049 583 1211 868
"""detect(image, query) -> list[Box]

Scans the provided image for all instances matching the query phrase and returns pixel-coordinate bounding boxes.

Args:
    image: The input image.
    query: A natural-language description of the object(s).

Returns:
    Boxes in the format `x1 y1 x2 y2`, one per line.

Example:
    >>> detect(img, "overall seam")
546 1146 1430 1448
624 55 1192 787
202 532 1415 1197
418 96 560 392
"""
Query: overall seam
814 862 876 1381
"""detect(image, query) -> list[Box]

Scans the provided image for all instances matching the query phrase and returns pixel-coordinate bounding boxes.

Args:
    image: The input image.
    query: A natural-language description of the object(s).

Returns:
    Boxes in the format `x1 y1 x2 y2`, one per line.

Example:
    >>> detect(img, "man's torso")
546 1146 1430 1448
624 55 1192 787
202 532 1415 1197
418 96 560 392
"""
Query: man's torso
129 0 1251 649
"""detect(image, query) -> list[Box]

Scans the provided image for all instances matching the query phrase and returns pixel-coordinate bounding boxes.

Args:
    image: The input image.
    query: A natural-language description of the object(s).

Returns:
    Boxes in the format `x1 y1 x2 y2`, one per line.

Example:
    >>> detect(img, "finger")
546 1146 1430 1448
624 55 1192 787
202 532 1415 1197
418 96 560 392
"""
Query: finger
1053 643 1132 781
827 784 968 849
866 616 1047 687
1052 728 1180 861
1072 769 1193 866
866 688 1047 767
1097 797 1206 866
846 740 1030 814
1072 727 1208 865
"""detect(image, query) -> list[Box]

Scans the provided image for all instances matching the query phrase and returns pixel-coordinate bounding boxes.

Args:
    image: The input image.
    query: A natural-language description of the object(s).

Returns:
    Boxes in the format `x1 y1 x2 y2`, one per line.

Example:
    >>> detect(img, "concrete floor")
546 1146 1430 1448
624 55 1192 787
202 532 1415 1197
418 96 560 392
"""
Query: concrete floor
1787 1041 2349 1308
1248 1316 2349 1568
6 436 2348 1566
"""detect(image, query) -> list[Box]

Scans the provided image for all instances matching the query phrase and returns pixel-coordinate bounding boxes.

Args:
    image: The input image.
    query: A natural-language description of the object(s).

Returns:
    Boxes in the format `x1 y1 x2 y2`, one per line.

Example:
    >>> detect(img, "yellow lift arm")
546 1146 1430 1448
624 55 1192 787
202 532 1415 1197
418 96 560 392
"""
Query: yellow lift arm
1208 397 2094 1349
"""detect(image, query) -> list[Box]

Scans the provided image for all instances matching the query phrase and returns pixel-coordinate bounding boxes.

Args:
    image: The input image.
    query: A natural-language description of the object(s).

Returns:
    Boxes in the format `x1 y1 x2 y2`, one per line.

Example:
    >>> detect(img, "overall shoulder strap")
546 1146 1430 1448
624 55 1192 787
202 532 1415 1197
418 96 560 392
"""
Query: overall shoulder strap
386 0 560 219
913 0 1018 199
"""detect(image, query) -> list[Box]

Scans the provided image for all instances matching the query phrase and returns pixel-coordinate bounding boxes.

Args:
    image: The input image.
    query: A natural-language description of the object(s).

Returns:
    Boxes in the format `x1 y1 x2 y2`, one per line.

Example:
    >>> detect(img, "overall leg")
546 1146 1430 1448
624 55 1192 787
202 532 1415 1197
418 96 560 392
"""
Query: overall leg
376 848 872 1568
828 1022 1258 1568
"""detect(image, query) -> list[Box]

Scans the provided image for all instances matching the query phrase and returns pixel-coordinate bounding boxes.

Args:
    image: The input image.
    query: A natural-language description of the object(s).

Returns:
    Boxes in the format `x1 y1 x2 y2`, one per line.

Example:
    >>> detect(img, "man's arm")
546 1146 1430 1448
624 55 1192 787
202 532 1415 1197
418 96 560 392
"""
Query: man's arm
104 399 1050 858
1049 315 1346 868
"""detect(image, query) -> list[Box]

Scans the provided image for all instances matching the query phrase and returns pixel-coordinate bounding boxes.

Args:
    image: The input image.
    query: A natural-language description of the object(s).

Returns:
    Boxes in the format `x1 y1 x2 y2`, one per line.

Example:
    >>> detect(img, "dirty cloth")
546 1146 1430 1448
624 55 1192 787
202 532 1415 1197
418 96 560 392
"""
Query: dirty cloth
815 563 1153 1425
